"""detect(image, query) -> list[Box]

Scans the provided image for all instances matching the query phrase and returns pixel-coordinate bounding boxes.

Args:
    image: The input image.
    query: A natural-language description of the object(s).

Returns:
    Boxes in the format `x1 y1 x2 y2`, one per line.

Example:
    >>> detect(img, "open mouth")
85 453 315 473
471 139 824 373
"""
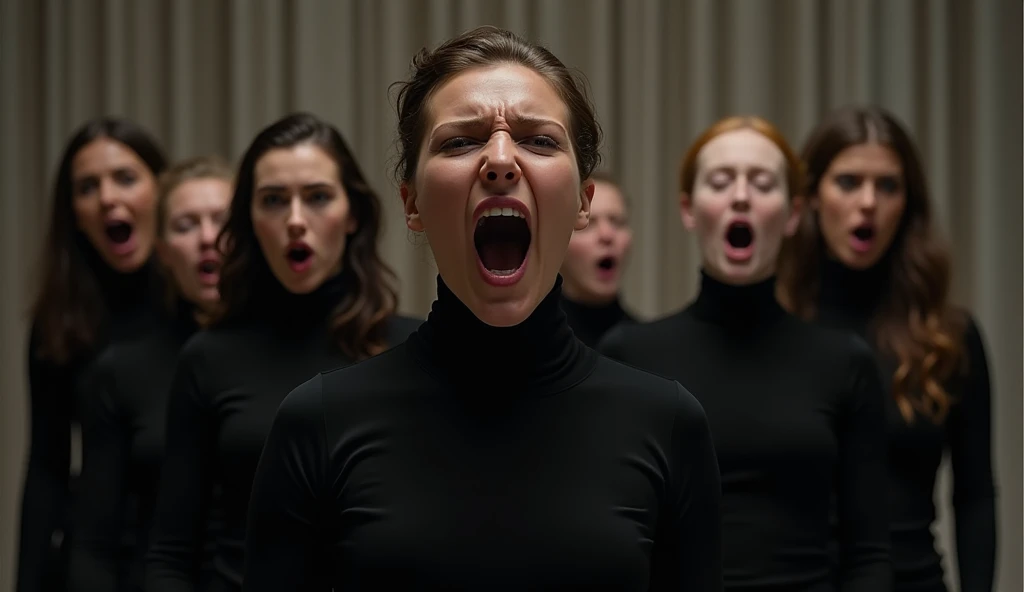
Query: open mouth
287 246 312 263
105 221 134 244
725 221 754 249
474 206 531 277
597 256 617 271
197 258 220 277
853 225 876 241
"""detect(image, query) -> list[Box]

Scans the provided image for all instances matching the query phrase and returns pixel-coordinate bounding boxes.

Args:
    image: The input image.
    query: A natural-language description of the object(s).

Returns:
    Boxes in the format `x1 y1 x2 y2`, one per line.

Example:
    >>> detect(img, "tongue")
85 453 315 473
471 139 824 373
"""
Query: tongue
479 241 526 273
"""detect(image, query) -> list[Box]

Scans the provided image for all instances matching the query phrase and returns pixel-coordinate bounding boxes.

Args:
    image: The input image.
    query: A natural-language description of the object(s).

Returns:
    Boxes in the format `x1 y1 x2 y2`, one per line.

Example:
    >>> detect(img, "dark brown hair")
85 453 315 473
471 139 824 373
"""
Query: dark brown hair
777 105 966 423
679 115 804 200
215 112 398 360
390 25 602 185
31 117 167 364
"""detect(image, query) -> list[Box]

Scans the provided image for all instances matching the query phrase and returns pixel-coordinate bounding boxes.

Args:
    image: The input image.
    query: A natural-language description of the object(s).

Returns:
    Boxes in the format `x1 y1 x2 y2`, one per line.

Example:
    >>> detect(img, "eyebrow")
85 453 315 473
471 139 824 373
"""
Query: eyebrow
255 182 336 193
430 115 568 139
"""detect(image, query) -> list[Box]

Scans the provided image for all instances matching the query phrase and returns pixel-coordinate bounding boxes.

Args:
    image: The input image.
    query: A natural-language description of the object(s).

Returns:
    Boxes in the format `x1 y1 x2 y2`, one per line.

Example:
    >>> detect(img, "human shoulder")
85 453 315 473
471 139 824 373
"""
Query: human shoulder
384 314 423 346
596 310 687 356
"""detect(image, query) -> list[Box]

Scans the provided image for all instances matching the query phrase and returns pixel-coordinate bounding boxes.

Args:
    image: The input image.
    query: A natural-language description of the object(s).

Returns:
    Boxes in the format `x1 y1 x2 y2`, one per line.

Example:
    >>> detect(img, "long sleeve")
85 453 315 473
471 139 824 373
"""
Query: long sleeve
948 318 997 592
650 383 723 592
144 349 214 592
242 375 330 592
17 330 73 592
837 341 891 592
67 361 127 592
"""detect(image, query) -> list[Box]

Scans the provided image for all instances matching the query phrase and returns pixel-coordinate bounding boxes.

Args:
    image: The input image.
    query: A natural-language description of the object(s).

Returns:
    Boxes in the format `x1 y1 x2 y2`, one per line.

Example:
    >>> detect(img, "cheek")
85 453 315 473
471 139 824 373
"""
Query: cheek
692 202 725 239
250 212 279 249
816 194 847 235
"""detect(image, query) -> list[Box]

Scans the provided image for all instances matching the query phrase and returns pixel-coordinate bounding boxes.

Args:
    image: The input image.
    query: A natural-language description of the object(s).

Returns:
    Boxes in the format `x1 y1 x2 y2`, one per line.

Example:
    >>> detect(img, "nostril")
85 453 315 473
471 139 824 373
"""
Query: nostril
505 171 514 180
487 171 497 181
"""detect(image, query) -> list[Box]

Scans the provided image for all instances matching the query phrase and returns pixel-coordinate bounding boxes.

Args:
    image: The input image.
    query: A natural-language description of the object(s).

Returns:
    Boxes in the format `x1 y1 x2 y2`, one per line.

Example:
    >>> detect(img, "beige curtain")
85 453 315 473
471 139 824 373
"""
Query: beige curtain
1 1 1020 590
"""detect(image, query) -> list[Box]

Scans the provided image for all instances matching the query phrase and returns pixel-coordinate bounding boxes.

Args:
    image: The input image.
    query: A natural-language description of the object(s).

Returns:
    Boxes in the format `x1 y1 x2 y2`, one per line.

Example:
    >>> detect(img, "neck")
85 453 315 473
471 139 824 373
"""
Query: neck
94 258 157 314
248 271 347 332
411 274 592 394
818 256 889 325
690 269 785 328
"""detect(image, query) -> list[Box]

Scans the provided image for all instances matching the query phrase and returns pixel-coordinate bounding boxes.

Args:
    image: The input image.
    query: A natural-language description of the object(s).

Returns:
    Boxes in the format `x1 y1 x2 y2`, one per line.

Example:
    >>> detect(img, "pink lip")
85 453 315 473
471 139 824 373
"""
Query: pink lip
850 223 876 254
472 196 532 288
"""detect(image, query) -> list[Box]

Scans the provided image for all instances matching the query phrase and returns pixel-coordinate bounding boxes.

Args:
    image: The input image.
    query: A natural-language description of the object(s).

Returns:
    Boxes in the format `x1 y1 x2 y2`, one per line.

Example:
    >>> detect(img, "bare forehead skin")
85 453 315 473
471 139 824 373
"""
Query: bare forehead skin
697 129 786 175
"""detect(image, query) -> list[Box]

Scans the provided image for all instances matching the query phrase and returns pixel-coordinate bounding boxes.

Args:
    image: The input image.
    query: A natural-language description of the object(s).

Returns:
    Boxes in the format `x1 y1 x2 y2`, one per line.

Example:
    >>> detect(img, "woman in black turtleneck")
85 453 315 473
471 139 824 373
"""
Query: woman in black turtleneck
778 106 997 592
600 116 890 592
69 156 235 592
559 171 636 346
242 27 722 591
18 118 167 592
143 113 419 592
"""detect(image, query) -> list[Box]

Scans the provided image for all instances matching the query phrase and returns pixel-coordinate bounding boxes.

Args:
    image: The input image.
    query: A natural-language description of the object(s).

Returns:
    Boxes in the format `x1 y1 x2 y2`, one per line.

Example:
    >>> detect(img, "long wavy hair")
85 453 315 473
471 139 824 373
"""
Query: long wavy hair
31 117 167 364
777 105 966 424
215 112 398 360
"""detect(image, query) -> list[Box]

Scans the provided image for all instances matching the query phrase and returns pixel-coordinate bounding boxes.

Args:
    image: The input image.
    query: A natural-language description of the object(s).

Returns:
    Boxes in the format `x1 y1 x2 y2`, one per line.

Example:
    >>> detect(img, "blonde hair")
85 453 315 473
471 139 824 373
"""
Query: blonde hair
156 155 234 236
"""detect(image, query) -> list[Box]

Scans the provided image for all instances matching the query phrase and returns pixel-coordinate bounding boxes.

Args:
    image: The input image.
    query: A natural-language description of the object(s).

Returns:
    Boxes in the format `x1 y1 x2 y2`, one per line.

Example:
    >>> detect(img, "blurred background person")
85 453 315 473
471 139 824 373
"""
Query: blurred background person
18 117 167 592
68 155 234 592
778 105 997 592
559 171 635 347
601 115 891 591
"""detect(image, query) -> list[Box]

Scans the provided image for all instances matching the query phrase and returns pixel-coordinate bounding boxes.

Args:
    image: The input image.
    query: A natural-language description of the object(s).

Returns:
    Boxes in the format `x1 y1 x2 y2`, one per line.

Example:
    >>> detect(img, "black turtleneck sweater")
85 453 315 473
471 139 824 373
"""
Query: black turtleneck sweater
143 275 420 592
18 258 162 592
68 299 201 592
817 259 996 592
560 294 636 347
241 275 723 591
598 272 891 592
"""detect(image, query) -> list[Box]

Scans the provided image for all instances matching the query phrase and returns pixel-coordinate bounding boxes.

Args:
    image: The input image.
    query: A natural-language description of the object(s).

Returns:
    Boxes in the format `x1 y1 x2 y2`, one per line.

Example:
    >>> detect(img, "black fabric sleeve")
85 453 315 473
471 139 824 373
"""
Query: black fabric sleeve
649 383 723 592
836 341 892 592
144 348 214 592
16 329 73 592
948 317 997 592
242 375 329 592
67 358 128 592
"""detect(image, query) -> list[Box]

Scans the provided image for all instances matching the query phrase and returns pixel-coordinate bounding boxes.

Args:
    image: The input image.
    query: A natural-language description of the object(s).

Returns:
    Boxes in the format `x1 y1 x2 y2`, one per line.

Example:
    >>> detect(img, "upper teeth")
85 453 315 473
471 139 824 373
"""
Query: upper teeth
483 207 523 218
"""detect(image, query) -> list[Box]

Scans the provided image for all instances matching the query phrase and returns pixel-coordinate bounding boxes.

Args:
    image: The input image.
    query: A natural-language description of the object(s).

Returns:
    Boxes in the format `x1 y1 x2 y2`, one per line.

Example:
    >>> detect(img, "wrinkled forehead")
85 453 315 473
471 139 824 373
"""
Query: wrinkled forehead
423 65 572 135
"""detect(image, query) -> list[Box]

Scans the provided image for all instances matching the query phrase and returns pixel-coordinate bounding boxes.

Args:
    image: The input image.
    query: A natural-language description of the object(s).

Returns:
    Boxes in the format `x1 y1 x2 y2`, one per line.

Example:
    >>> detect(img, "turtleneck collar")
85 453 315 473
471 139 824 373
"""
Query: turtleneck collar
689 269 786 329
410 274 596 396
818 256 889 328
92 256 159 313
247 270 347 335
559 294 633 348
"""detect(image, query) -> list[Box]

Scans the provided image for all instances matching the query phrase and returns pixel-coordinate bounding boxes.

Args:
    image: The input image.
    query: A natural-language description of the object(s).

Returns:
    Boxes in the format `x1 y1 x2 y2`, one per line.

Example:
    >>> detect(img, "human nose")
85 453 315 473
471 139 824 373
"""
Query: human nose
479 133 522 188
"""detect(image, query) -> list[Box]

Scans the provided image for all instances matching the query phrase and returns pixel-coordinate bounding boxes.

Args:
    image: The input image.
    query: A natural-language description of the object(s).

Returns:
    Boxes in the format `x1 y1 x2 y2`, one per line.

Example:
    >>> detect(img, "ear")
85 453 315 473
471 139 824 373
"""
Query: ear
784 195 804 237
400 182 424 232
680 192 696 229
574 178 594 231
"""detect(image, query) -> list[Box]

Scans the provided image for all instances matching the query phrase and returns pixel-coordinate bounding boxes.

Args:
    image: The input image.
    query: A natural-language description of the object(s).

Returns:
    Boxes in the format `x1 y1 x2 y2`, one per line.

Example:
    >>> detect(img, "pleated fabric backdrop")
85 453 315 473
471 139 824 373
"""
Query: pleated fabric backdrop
0 1 1020 590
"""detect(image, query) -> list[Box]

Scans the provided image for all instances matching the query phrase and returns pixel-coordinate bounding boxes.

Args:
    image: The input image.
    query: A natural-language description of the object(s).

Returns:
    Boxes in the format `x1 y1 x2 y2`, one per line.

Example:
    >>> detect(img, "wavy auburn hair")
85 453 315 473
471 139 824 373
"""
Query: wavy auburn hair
215 112 398 360
777 105 966 424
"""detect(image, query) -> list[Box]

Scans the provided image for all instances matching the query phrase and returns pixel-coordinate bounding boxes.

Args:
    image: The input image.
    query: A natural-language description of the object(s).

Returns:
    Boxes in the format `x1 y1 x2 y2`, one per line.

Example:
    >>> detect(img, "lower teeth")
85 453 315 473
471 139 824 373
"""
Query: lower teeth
489 268 517 276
